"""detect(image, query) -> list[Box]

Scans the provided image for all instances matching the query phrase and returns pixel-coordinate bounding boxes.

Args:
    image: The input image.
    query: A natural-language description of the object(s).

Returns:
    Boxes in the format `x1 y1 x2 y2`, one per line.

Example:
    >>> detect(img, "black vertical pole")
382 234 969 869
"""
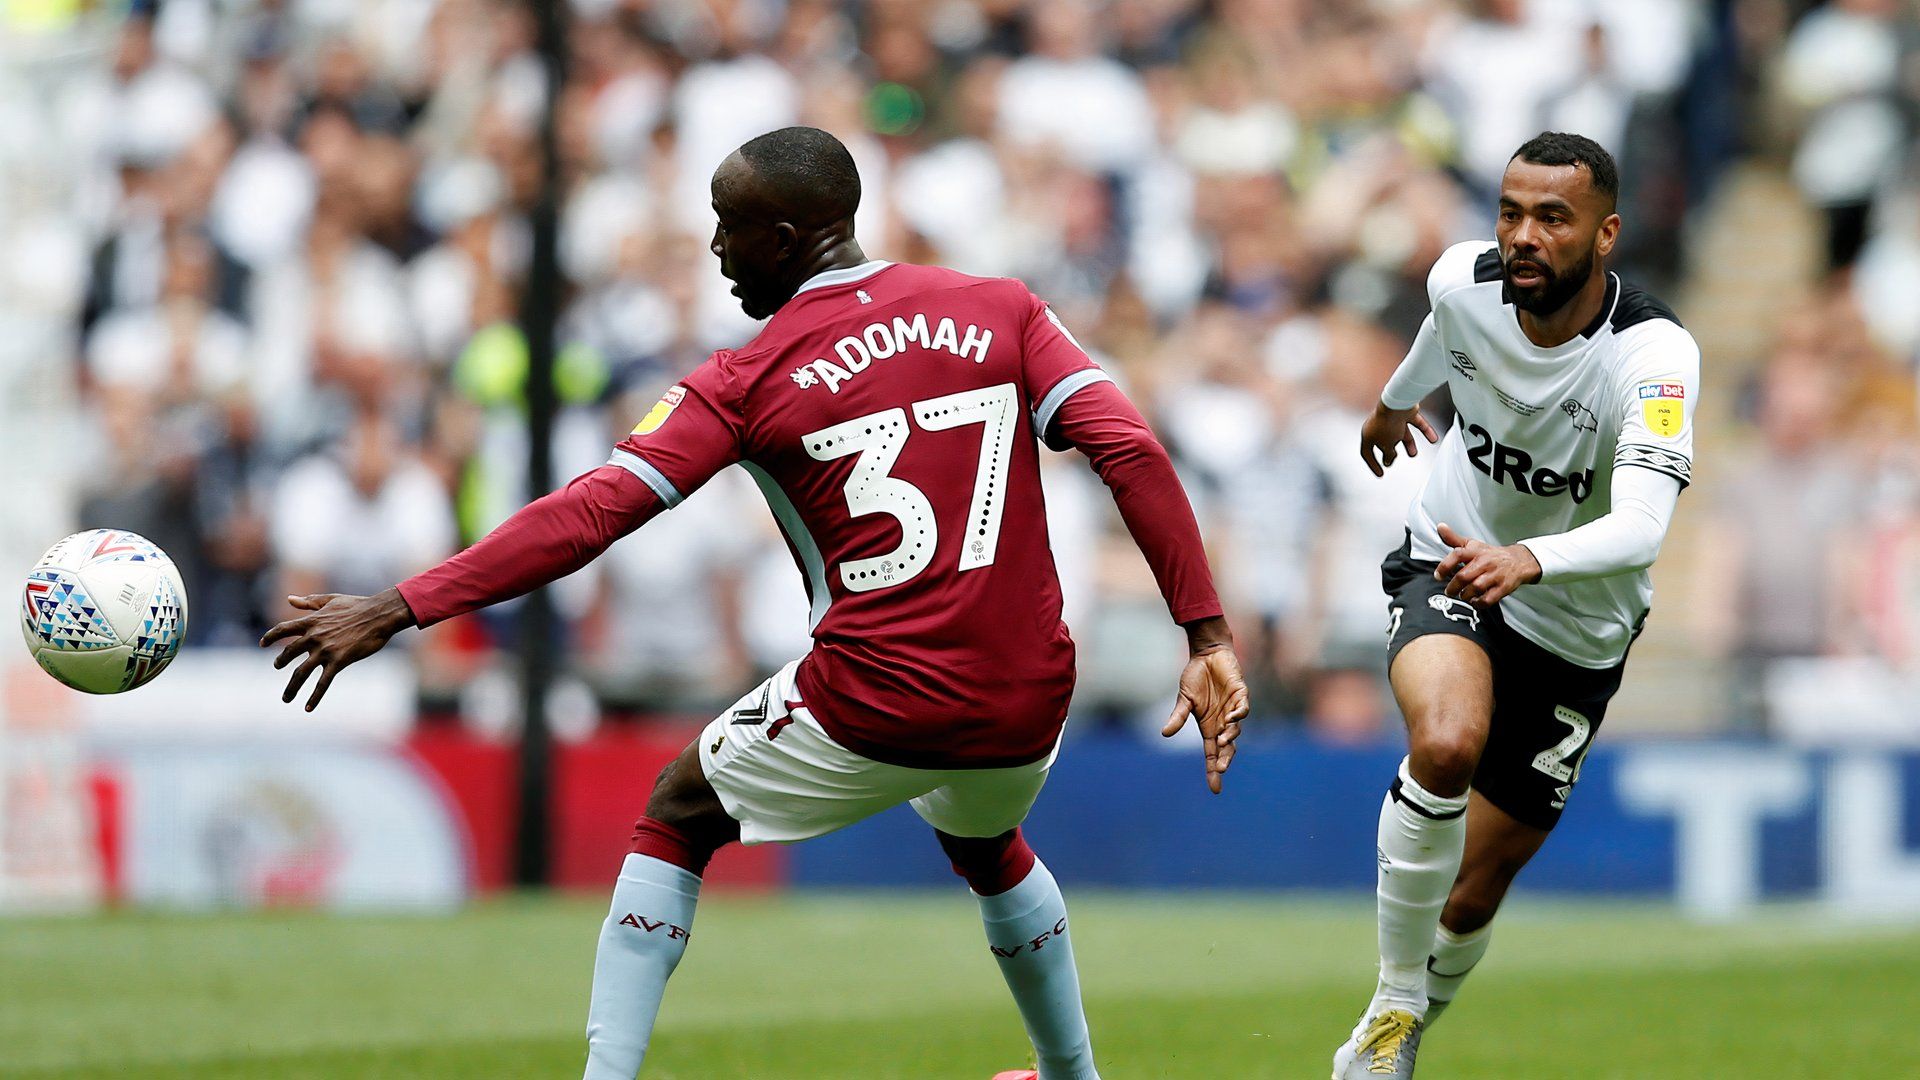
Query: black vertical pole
516 0 566 889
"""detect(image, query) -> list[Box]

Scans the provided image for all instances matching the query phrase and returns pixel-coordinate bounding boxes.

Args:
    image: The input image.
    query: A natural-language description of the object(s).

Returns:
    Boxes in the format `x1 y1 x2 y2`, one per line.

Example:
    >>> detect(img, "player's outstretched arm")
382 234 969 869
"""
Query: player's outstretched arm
261 589 415 711
1360 399 1439 477
1162 614 1251 795
259 463 667 710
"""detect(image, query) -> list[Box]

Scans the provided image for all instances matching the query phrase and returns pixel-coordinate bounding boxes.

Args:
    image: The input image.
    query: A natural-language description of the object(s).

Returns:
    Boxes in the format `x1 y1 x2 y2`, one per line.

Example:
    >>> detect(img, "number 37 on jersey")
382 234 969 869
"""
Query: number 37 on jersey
804 382 1018 591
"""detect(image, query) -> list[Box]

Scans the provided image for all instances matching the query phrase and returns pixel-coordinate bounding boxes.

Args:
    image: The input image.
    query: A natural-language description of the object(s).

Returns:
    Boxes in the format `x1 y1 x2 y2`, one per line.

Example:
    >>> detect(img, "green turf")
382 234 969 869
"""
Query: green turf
2 891 1915 1078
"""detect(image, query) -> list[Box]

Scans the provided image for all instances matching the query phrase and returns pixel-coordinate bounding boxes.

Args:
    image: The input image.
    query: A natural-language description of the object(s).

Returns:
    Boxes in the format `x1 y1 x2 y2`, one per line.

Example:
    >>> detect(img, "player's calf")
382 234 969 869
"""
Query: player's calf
1421 792 1544 1028
1422 922 1492 1027
1440 849 1523 936
939 828 1101 1080
583 743 738 1080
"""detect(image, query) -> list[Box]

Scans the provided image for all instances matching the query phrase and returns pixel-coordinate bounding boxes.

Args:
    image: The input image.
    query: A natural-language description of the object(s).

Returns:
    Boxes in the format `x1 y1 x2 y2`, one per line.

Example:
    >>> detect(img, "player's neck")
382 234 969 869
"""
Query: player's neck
785 237 870 299
1515 268 1608 349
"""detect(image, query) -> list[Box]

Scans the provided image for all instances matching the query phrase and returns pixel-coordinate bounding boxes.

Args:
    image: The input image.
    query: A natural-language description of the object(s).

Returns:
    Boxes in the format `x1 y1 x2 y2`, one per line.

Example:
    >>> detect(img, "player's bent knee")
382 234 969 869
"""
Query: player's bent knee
1409 725 1483 793
629 816 724 877
640 742 739 855
936 827 1036 897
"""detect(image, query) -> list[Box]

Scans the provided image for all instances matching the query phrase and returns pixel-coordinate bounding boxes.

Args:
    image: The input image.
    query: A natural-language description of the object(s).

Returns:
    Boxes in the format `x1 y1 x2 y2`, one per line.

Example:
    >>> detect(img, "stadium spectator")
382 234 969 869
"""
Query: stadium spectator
1691 345 1867 731
270 410 455 601
1780 0 1912 270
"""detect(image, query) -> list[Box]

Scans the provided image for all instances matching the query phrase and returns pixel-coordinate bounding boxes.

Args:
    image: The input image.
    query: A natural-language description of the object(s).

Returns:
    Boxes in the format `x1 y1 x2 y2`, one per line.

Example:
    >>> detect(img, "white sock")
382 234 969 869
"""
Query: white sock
1370 757 1468 1018
583 853 701 1080
1424 922 1492 1026
976 859 1101 1080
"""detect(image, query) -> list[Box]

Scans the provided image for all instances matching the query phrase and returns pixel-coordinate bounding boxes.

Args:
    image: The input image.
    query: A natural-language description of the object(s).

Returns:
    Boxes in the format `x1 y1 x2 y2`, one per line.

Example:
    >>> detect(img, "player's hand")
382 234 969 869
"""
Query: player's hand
1359 400 1439 477
1163 616 1251 795
1433 523 1542 607
259 588 416 711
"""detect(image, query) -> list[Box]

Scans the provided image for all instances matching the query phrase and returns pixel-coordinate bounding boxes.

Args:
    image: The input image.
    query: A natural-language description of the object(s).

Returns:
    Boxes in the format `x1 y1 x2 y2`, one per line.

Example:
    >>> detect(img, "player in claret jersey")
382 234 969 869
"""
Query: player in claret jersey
260 126 1248 1080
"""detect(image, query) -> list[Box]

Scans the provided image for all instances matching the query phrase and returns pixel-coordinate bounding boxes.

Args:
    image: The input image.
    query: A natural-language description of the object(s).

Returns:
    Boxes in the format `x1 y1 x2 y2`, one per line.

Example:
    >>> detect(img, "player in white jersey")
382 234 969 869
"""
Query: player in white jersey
1329 133 1699 1079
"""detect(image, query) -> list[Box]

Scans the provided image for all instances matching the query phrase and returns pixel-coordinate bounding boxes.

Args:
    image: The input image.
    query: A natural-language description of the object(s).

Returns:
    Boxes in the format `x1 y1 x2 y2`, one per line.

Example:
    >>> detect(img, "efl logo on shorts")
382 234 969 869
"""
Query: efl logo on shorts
1637 382 1685 439
632 386 687 436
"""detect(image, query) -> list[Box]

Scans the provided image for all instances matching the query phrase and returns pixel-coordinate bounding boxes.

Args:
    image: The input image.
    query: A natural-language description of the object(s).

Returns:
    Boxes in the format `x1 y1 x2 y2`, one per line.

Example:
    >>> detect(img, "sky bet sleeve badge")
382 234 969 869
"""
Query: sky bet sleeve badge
1637 382 1685 438
633 385 687 436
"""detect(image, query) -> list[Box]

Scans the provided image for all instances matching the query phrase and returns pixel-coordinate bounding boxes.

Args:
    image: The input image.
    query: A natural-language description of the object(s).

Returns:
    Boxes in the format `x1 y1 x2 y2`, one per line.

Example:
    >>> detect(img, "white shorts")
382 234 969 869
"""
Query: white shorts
697 660 1056 845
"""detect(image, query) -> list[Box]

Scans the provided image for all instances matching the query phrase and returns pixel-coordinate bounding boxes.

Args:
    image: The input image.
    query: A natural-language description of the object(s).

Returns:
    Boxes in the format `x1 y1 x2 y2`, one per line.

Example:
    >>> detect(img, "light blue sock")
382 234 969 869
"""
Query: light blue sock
583 853 701 1079
976 859 1101 1080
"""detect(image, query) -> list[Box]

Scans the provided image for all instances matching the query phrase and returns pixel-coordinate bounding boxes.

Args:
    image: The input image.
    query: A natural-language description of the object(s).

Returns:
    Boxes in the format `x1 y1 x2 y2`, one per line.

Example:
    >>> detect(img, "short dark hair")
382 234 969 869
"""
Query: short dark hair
734 126 861 227
1511 132 1618 207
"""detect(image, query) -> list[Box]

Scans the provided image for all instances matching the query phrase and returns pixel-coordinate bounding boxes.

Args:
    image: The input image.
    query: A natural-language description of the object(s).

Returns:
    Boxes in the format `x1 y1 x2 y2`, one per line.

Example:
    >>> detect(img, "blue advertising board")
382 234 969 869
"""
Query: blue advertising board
790 735 1920 919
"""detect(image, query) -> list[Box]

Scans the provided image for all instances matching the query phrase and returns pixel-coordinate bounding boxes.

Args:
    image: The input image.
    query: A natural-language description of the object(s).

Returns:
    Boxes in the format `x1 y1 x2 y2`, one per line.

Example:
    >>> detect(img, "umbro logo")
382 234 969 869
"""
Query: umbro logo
1449 351 1477 380
1427 594 1481 629
856 289 872 304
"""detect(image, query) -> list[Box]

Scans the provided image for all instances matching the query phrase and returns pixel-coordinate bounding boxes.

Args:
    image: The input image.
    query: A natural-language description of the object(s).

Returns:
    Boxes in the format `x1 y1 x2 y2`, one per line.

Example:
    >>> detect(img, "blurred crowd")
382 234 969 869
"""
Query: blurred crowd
3 0 1919 737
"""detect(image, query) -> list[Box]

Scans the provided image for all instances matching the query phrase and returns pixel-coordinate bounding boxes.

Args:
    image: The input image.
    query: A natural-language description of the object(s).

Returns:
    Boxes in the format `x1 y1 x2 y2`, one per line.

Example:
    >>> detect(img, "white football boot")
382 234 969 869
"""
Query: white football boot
1330 1008 1422 1078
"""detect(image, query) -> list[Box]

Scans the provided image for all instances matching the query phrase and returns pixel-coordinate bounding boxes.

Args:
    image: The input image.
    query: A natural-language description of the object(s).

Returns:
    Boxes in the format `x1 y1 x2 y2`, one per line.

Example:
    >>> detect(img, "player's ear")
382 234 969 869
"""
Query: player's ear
1596 212 1621 260
772 221 800 263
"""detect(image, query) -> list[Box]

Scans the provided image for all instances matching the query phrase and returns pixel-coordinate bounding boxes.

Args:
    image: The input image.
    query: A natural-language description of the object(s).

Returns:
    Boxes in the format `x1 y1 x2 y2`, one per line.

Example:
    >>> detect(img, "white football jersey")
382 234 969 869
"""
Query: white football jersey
1383 240 1699 668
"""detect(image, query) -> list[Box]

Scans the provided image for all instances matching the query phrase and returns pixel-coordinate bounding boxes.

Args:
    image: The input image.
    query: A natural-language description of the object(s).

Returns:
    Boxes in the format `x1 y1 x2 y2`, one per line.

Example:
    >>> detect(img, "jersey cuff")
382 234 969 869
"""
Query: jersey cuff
607 448 685 507
1031 369 1114 446
1379 385 1437 412
1614 444 1692 489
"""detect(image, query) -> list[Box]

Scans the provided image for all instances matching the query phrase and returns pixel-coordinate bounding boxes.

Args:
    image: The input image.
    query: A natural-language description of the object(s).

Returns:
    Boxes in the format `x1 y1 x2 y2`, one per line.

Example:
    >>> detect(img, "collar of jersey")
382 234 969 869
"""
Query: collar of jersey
793 260 894 297
1506 271 1620 358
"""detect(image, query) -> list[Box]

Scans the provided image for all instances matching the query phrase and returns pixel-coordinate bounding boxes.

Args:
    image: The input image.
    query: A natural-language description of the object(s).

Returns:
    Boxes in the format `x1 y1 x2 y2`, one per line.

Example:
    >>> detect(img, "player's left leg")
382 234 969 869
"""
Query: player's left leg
1418 630 1623 1034
1421 793 1547 1026
586 657 1004 1077
915 757 1100 1080
583 739 737 1080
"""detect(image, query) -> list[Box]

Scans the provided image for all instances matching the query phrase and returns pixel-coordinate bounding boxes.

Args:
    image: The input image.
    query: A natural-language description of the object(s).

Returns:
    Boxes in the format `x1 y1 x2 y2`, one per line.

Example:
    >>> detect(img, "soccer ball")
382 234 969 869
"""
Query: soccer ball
19 529 188 694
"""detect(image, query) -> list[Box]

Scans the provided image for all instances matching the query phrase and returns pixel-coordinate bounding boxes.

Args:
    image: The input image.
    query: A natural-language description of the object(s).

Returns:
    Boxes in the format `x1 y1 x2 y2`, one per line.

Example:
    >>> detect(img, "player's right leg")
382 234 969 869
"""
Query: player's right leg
916 756 1100 1080
1334 538 1496 1079
1374 633 1491 999
1332 635 1491 1079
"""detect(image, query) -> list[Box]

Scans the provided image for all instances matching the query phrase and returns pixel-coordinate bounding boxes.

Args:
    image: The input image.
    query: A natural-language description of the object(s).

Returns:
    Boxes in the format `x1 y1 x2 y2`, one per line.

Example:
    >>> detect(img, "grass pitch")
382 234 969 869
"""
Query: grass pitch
2 891 1913 1078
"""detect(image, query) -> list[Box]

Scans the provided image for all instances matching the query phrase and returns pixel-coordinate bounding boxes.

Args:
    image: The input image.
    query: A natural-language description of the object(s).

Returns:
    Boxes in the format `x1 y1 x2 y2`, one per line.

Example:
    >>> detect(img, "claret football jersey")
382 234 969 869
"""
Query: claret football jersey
608 262 1114 768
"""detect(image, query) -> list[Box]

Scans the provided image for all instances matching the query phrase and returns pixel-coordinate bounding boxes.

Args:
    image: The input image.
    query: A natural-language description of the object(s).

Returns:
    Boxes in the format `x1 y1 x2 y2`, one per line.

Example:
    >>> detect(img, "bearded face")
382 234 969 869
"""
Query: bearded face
1494 157 1619 323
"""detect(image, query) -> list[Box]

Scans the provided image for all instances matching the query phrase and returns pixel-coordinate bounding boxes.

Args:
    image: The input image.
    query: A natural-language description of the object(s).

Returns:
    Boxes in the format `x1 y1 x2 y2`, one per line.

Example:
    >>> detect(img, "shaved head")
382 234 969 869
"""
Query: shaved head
709 127 869 320
719 126 861 227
